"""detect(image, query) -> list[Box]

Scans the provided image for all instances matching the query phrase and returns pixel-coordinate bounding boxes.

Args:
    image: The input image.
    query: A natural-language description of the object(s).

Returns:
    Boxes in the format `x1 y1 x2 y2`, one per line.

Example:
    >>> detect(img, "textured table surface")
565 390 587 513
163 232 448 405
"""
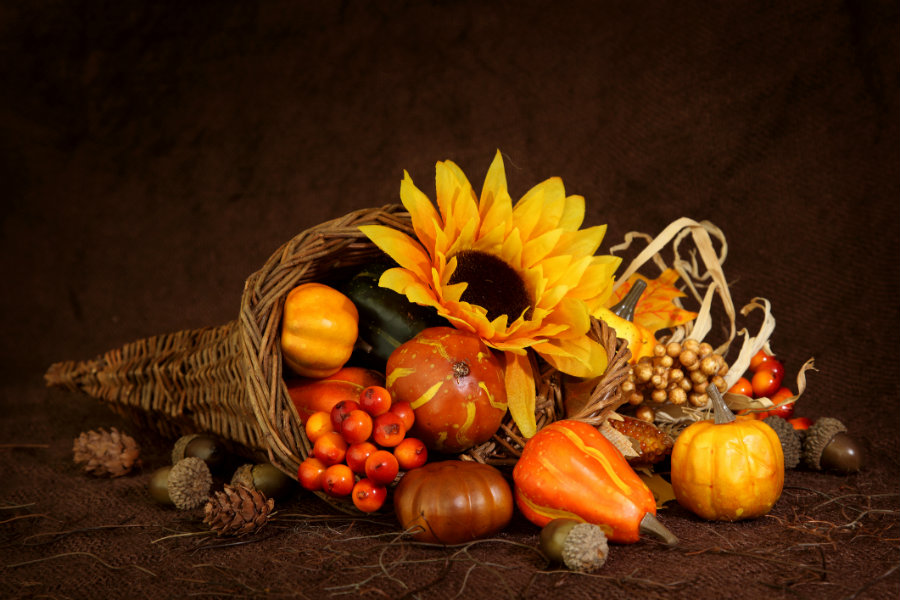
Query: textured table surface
2 1 898 598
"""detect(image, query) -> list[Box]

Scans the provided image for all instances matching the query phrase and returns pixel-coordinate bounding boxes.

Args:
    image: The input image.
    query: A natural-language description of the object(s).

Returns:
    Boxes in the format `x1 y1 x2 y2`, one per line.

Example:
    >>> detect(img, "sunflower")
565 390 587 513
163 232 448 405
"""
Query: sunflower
359 151 620 438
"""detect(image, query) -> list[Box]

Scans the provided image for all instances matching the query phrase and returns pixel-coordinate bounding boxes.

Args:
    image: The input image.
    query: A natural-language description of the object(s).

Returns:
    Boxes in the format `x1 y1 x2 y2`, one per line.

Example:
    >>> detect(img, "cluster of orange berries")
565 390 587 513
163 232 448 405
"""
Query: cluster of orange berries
297 385 428 513
729 348 809 428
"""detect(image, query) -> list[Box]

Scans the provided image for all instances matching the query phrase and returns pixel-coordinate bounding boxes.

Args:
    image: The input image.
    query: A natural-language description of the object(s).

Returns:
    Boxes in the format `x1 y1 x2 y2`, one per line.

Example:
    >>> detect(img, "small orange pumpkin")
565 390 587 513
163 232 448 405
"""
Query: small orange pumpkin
670 385 784 521
280 283 359 378
386 327 507 453
513 419 676 545
393 460 513 544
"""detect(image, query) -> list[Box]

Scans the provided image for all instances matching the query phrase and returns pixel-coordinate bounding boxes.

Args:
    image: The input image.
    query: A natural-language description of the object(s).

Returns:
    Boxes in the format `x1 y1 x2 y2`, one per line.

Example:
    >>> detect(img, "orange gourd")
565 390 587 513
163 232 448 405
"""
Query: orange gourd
280 283 359 378
386 327 507 453
286 367 384 422
513 420 676 545
670 386 784 521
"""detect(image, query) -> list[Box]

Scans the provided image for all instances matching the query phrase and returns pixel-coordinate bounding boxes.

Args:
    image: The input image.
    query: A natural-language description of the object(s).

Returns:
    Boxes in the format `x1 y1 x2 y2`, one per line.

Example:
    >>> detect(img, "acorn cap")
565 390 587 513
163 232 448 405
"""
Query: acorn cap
560 522 609 572
171 434 202 464
802 417 848 471
172 433 227 472
231 464 255 489
168 456 212 510
762 416 802 469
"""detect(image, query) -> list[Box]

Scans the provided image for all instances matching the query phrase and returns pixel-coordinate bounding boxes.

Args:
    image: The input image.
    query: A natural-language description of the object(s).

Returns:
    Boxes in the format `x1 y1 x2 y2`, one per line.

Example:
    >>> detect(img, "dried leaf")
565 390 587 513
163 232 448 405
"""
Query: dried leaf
637 467 677 508
607 269 698 335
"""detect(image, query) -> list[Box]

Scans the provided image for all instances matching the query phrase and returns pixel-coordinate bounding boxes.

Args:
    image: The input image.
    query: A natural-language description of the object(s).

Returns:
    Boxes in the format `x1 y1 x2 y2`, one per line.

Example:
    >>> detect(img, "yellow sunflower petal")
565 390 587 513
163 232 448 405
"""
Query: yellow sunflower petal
541 296 592 338
479 151 514 234
568 257 623 303
400 171 442 253
379 268 441 309
504 351 537 439
558 195 586 231
513 177 565 240
359 225 432 276
555 224 608 260
498 228 524 269
521 228 563 269
436 160 479 235
533 334 609 378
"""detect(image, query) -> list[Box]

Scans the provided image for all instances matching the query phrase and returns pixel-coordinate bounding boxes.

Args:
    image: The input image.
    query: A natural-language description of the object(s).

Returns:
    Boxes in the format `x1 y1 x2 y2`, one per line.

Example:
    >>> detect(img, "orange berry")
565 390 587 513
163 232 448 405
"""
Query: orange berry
393 437 428 470
313 431 348 466
766 387 795 419
305 411 334 443
749 349 777 372
372 412 406 447
359 385 392 416
346 441 378 474
365 450 399 485
340 409 374 444
351 478 387 513
330 399 360 432
322 463 355 497
727 377 753 397
389 401 415 430
298 457 328 491
751 360 785 398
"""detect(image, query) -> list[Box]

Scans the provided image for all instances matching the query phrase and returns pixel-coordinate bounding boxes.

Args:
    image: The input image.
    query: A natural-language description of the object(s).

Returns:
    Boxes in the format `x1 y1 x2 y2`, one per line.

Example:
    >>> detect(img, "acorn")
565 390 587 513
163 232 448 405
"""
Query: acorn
802 417 863 473
231 463 293 499
167 456 213 510
172 434 228 472
539 518 609 572
762 415 802 469
148 465 174 505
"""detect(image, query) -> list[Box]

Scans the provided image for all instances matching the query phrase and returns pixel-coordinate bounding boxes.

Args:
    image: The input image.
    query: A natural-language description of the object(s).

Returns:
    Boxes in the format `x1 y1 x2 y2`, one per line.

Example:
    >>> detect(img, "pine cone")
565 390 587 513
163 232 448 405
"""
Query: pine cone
72 427 140 477
204 484 275 536
608 415 674 467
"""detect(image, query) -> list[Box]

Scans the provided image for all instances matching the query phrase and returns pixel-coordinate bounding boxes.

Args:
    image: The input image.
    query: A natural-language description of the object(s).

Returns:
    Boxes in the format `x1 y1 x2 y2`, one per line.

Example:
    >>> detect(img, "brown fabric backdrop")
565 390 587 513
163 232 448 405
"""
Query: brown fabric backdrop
2 1 898 598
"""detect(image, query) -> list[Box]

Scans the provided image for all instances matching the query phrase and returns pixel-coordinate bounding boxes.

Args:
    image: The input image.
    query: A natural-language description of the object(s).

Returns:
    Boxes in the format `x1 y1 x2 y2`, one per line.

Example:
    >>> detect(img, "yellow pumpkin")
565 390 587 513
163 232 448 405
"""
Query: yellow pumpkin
280 283 359 378
594 307 656 363
670 385 784 521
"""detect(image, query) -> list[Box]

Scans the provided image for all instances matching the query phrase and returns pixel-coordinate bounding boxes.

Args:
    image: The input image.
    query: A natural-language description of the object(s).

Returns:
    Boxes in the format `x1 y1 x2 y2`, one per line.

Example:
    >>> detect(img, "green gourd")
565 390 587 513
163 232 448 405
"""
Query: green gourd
341 263 446 366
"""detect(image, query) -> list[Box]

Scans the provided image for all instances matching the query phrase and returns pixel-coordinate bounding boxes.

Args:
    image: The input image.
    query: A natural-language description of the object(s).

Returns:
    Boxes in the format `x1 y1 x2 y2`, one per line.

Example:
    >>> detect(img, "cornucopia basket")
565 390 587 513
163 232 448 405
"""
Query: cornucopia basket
44 203 632 502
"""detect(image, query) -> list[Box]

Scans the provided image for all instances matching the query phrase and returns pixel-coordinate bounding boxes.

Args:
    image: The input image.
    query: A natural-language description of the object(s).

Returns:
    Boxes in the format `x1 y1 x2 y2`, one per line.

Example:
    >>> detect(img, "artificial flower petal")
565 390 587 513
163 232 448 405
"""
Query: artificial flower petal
534 334 609 379
359 225 432 276
400 171 442 252
504 351 537 439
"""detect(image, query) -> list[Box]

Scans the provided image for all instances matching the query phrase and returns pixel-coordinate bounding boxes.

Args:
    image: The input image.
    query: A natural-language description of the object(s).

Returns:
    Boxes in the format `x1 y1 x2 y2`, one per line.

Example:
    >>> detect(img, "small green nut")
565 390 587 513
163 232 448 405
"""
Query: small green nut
148 465 173 505
539 518 609 572
231 463 293 499
172 434 228 471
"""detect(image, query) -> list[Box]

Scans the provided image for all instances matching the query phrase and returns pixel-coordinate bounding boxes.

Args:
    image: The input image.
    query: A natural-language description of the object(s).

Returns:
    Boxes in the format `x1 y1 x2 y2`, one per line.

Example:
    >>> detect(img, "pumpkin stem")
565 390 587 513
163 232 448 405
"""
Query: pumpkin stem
610 279 647 321
708 385 736 425
639 512 678 546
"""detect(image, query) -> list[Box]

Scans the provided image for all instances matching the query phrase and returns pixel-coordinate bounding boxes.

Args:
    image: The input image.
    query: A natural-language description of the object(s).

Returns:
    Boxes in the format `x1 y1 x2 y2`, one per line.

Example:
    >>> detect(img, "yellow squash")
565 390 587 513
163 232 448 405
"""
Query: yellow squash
280 283 359 378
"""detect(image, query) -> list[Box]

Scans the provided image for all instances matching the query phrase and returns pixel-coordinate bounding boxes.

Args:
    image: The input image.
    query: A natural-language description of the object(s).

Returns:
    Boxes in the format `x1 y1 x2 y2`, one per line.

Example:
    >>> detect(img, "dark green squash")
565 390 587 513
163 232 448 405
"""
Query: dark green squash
341 263 446 367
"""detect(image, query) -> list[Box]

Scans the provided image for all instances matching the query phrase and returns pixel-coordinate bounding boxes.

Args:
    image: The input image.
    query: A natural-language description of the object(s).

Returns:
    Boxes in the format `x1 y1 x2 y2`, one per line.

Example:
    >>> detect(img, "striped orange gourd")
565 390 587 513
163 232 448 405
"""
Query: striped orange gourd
513 419 659 544
386 327 508 453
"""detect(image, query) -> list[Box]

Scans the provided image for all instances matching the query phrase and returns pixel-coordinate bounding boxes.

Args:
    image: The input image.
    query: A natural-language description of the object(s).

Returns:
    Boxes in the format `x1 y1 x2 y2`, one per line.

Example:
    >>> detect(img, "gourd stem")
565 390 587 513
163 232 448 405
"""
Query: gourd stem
610 279 647 321
708 385 736 425
639 512 678 546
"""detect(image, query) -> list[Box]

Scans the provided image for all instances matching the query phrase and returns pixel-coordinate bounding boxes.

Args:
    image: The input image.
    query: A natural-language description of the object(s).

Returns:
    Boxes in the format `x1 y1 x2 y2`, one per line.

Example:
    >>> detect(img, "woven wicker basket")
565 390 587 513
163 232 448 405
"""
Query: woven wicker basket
44 204 631 502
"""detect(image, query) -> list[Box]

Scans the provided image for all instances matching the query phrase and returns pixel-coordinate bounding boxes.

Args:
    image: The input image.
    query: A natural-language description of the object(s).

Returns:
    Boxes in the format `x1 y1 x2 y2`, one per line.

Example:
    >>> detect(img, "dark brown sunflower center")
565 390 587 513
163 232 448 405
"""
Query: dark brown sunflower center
448 250 532 322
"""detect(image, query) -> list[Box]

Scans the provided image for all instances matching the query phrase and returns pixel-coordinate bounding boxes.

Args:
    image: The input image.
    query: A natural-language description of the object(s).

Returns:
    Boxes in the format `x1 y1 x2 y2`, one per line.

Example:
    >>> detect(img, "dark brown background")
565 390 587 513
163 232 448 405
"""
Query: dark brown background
2 1 898 599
